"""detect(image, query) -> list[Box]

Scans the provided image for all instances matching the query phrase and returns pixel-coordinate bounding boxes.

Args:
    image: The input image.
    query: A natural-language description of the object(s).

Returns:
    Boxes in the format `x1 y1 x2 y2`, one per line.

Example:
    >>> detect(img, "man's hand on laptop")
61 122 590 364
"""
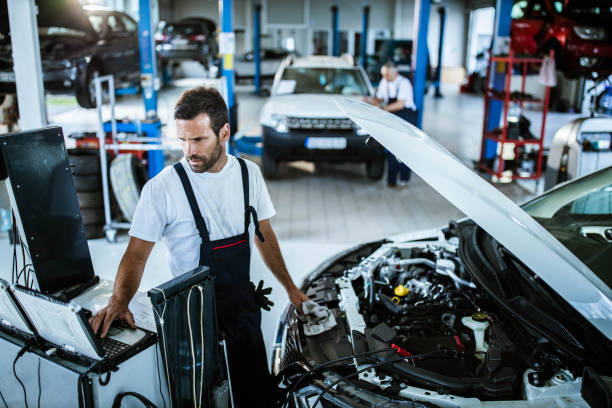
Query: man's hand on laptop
89 296 136 338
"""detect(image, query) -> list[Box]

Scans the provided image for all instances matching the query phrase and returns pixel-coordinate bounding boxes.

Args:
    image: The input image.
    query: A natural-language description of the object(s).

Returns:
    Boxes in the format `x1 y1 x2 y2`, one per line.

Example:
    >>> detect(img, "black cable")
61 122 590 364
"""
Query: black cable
154 343 167 408
312 349 446 408
285 347 396 395
13 340 35 408
37 359 41 408
0 389 8 408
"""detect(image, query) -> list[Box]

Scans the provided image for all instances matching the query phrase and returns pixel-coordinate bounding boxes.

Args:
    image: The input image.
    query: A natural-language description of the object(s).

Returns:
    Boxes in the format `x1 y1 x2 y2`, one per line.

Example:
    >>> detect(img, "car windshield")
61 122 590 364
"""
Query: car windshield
279 67 369 95
564 2 612 18
521 167 612 287
163 23 203 35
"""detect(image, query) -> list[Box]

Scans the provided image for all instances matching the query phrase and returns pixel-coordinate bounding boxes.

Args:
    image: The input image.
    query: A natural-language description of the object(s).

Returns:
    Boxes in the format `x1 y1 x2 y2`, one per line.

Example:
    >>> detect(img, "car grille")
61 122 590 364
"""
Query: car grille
280 320 303 372
287 117 354 130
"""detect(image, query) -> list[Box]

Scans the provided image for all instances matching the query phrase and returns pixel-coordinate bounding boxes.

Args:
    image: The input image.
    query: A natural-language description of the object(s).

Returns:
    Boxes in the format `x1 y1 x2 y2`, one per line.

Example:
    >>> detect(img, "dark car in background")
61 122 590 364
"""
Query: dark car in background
511 0 612 77
155 17 218 71
0 1 140 109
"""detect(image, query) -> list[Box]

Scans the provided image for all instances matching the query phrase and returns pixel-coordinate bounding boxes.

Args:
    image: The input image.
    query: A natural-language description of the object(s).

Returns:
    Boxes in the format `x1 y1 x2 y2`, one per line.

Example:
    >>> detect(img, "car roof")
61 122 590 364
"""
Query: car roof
290 55 355 69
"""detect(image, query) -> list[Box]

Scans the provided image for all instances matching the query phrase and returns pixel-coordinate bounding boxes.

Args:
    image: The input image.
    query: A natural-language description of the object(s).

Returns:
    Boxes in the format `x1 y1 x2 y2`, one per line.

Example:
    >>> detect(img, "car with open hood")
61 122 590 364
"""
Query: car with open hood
271 98 612 408
0 0 140 108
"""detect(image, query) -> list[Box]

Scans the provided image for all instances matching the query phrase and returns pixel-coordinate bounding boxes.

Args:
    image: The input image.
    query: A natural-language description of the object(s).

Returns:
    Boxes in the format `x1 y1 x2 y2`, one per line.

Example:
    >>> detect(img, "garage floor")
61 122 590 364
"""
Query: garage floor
0 66 585 359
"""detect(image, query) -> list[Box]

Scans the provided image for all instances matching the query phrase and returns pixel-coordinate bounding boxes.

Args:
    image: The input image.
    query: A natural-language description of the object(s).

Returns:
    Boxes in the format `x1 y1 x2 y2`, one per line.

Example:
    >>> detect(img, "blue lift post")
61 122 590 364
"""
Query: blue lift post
484 0 514 161
360 5 370 69
412 0 431 129
254 3 262 95
434 6 446 98
220 0 237 153
138 0 163 178
331 5 339 56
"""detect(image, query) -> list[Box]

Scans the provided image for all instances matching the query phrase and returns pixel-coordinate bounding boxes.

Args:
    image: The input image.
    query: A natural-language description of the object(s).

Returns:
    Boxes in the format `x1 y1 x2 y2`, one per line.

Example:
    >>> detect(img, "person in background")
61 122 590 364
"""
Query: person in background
364 61 418 187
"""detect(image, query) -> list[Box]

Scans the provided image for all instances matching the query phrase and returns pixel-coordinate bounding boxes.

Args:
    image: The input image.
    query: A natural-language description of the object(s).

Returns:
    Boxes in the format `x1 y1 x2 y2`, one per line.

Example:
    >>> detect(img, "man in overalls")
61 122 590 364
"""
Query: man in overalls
90 87 309 407
365 61 418 187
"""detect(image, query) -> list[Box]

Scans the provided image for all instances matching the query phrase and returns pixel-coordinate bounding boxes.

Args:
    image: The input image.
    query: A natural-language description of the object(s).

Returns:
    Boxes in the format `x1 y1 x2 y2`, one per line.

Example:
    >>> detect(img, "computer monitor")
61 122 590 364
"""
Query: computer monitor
0 127 96 295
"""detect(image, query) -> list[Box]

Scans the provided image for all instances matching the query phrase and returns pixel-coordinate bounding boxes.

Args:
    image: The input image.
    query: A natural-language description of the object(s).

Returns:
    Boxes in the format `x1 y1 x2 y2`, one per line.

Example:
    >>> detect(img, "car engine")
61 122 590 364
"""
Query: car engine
279 229 588 406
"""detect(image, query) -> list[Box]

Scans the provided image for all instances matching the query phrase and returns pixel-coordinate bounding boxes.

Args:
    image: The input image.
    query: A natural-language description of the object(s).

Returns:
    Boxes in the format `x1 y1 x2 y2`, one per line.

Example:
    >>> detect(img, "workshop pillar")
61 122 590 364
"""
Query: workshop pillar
484 0 513 160
331 5 339 57
360 5 370 69
138 0 158 118
6 0 46 129
412 0 431 129
219 0 237 138
254 3 262 95
434 6 446 98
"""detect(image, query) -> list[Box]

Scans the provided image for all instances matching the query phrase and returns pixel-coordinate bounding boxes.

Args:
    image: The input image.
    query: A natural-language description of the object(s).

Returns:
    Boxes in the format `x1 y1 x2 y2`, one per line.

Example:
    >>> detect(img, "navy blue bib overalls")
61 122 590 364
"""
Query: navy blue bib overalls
173 158 275 407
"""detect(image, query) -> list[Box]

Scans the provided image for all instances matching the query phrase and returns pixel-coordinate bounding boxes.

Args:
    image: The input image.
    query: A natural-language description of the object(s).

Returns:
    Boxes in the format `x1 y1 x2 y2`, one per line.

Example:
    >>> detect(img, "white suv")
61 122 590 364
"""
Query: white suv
259 55 385 179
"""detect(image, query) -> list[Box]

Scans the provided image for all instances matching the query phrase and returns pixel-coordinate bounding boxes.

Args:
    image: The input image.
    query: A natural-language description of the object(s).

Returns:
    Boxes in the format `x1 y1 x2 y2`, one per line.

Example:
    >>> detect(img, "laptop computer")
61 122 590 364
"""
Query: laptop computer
0 279 36 341
11 285 156 365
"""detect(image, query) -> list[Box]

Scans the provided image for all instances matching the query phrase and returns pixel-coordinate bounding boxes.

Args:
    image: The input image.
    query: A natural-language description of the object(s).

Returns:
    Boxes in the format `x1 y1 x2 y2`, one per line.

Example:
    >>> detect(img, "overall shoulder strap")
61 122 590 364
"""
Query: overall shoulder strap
237 158 264 242
173 162 210 242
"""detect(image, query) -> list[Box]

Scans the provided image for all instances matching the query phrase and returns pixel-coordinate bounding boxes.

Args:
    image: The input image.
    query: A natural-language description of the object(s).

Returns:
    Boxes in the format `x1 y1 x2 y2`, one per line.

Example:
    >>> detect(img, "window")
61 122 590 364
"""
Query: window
522 167 612 284
511 0 528 18
107 15 125 33
121 15 138 33
279 67 369 95
339 31 349 55
313 31 328 55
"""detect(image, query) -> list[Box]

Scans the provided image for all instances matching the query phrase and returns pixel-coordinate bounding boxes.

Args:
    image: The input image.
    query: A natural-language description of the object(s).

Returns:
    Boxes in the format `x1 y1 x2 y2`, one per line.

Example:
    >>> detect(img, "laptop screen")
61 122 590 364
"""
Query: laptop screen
12 287 102 360
0 280 33 336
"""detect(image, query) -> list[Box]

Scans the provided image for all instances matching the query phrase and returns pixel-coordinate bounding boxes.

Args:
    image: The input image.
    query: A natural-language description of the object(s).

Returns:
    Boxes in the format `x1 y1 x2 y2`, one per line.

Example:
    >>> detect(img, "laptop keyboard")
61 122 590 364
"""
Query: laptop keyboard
100 336 130 358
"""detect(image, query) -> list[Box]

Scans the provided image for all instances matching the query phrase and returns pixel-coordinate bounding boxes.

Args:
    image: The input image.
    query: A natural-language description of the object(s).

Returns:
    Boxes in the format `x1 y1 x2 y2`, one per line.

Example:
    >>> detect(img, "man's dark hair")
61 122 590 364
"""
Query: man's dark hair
174 87 228 137
382 60 398 70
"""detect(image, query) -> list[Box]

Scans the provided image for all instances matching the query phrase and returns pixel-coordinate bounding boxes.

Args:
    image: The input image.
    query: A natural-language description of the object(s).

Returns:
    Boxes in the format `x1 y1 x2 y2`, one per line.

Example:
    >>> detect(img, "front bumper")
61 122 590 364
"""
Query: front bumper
0 65 80 94
262 126 384 163
565 35 612 74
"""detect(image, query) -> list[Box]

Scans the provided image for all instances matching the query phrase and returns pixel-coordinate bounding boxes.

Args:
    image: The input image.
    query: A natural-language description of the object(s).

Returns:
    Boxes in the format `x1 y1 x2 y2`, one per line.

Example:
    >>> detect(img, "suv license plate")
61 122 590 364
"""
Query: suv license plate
305 137 347 150
0 71 15 82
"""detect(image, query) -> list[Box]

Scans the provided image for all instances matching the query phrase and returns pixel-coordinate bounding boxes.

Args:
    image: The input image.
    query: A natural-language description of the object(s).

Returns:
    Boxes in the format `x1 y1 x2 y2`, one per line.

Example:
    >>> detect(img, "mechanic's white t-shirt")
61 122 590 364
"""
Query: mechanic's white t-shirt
129 155 276 276
376 75 417 111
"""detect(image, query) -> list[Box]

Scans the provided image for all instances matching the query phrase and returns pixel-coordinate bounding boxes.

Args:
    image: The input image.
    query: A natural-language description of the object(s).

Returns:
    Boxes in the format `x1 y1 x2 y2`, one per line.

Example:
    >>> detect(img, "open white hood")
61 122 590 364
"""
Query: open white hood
335 97 612 340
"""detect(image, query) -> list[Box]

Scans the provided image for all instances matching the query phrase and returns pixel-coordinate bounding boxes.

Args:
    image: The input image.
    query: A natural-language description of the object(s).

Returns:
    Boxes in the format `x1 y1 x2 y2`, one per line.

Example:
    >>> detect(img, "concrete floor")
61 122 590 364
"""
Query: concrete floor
0 65 584 359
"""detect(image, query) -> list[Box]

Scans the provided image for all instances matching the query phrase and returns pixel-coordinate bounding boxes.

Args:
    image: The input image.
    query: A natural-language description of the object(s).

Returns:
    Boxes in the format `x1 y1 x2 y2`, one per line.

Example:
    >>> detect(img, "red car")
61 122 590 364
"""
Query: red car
511 0 612 78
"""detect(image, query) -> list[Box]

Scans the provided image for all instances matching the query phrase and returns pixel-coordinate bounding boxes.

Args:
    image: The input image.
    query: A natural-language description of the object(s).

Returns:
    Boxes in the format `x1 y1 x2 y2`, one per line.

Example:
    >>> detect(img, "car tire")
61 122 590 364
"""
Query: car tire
69 151 100 176
365 158 384 181
77 191 103 209
76 64 103 109
262 149 279 180
110 154 148 222
73 174 102 192
81 208 105 225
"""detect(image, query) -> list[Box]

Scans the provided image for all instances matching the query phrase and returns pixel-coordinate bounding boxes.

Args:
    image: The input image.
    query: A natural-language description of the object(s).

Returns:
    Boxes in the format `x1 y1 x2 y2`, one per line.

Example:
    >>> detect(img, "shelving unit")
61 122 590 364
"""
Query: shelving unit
479 50 552 181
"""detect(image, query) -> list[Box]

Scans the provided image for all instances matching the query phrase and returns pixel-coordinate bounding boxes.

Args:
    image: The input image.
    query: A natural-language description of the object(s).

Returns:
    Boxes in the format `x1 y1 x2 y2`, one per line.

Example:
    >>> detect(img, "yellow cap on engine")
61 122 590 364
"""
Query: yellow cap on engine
391 296 401 305
394 285 409 297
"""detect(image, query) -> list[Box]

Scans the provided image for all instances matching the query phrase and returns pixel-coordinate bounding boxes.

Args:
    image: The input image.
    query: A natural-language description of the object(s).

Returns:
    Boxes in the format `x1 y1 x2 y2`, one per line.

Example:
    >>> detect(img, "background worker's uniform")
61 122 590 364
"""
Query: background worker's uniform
130 155 276 407
376 75 418 186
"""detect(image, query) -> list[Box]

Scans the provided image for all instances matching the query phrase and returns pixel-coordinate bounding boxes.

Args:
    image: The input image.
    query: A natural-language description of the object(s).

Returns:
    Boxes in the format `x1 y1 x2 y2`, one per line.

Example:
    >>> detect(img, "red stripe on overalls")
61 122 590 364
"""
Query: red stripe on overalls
212 239 247 251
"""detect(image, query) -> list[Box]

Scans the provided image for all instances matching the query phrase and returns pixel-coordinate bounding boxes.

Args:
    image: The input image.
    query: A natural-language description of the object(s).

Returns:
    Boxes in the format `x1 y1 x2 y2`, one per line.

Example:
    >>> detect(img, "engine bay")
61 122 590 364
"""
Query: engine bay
282 228 590 405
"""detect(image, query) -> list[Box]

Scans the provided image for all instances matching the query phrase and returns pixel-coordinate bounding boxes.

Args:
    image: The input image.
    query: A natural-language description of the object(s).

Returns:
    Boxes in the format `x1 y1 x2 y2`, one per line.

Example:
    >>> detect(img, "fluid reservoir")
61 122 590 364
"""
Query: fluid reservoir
462 312 489 359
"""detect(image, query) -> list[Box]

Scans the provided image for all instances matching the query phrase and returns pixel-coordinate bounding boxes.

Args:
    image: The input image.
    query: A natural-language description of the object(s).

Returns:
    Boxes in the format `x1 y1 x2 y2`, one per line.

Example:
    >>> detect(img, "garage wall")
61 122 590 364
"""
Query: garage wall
162 0 469 76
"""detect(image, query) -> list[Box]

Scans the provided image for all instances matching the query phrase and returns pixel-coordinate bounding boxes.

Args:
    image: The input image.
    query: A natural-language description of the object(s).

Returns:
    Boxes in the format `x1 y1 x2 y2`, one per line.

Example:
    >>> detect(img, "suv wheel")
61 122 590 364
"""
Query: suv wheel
262 149 278 179
365 158 384 181
76 65 104 109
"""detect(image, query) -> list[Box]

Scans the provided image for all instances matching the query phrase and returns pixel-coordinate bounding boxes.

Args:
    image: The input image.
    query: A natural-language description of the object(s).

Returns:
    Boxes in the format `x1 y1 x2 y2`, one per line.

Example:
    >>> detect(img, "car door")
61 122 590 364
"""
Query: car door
119 13 140 81
511 0 549 54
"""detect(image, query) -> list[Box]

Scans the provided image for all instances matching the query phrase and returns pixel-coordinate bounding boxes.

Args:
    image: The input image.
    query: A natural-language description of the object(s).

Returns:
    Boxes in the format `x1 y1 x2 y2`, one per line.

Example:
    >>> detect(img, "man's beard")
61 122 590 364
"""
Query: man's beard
187 138 223 173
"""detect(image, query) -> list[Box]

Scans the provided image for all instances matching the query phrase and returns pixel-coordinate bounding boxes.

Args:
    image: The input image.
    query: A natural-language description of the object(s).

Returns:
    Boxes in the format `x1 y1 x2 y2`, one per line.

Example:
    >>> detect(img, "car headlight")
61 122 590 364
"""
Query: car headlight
356 127 369 136
573 26 606 41
271 114 288 133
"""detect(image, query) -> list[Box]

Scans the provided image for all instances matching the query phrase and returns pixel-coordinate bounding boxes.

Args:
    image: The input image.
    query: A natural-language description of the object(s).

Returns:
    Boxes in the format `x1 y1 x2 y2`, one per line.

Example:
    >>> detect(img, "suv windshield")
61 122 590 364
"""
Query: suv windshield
522 167 612 286
279 67 369 95
163 23 204 36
